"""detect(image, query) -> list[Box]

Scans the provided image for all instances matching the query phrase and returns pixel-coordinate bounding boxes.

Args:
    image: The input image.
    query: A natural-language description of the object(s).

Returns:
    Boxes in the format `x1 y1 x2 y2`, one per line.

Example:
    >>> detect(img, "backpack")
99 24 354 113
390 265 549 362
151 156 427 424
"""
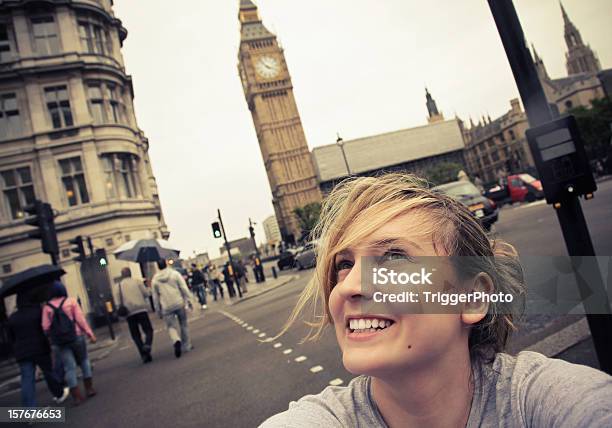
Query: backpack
46 298 77 345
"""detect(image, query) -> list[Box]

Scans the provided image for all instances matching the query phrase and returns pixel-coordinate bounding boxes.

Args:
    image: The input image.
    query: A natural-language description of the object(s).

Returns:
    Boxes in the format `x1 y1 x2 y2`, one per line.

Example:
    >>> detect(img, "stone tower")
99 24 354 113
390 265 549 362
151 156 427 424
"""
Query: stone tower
425 88 444 124
237 0 321 243
561 1 601 75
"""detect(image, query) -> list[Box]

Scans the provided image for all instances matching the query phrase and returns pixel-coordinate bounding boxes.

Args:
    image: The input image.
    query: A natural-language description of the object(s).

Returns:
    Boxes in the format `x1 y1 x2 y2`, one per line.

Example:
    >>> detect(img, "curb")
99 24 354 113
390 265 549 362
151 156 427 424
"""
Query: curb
226 275 299 306
0 336 120 398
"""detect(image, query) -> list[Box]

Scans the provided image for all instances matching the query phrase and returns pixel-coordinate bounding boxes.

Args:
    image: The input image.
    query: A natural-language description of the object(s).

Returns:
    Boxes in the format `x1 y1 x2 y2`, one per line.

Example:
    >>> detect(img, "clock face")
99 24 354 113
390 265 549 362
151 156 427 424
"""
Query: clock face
255 55 281 79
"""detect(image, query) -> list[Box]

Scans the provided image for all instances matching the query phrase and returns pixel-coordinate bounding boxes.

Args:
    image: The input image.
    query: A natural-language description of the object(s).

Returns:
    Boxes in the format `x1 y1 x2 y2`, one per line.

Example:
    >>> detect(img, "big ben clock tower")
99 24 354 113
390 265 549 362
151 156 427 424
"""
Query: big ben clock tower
237 0 322 244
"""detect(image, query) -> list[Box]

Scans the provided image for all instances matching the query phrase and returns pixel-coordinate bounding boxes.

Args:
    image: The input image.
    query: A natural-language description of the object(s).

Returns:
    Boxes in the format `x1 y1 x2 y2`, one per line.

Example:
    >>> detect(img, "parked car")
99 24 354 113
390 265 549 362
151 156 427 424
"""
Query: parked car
485 173 544 205
294 241 317 270
277 251 296 270
433 181 499 230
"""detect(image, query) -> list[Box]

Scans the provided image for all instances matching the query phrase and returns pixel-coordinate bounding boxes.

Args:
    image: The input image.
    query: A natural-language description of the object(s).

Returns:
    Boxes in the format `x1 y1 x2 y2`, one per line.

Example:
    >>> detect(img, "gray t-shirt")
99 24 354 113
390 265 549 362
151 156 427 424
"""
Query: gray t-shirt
261 351 612 427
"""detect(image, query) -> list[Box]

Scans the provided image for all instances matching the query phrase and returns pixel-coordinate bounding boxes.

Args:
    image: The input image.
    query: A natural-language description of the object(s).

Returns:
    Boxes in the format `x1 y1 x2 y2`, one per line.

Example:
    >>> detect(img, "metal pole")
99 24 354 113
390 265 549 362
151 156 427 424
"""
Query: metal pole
488 0 612 373
249 218 261 258
218 209 242 298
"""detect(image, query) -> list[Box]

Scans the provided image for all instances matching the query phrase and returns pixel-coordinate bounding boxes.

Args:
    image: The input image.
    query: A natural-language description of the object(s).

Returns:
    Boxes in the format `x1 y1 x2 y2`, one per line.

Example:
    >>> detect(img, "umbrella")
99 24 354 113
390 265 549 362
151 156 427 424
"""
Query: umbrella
113 239 180 263
0 264 66 298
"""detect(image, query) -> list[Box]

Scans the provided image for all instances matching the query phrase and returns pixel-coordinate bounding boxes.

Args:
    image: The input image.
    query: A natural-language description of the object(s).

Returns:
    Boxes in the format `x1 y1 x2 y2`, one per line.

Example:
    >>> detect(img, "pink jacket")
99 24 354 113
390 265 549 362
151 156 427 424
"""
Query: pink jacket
42 297 94 339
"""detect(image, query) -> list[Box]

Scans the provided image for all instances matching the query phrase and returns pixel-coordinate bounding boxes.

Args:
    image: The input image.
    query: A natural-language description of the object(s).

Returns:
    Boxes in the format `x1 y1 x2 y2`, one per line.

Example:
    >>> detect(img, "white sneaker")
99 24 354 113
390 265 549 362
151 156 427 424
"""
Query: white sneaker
202 305 207 309
54 387 70 404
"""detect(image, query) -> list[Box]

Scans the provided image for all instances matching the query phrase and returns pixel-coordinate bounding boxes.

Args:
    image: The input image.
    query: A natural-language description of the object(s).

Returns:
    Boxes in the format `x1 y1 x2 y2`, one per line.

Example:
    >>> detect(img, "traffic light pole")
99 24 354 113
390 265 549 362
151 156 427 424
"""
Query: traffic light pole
488 0 612 373
249 218 261 258
218 209 242 298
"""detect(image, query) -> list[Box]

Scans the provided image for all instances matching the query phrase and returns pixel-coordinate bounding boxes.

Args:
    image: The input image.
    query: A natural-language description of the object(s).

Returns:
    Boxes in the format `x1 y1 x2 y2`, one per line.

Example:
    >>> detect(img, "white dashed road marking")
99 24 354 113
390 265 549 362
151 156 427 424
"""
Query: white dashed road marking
310 365 324 373
253 329 260 334
119 346 130 351
273 343 282 348
247 326 253 331
294 356 307 362
258 333 266 338
329 378 344 386
283 349 293 355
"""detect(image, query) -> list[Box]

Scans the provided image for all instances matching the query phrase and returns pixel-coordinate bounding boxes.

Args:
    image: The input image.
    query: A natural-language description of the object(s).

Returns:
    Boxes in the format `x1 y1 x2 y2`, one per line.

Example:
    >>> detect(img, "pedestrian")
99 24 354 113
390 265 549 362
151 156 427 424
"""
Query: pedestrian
152 259 193 358
235 260 248 293
208 264 224 300
222 262 236 298
8 288 69 408
190 264 207 309
114 267 154 363
251 255 265 283
261 173 612 427
42 281 97 405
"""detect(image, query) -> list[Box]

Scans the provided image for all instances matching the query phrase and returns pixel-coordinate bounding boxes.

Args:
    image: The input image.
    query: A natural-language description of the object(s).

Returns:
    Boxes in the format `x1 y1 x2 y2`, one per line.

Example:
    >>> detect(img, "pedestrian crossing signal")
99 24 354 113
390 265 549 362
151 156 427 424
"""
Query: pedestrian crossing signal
212 221 222 238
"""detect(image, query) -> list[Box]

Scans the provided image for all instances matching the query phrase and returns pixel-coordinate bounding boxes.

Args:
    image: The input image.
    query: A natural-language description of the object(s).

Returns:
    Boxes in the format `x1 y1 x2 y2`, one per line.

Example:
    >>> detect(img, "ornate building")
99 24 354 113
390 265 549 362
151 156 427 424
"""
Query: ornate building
237 0 321 244
561 1 600 76
425 87 444 124
0 0 168 315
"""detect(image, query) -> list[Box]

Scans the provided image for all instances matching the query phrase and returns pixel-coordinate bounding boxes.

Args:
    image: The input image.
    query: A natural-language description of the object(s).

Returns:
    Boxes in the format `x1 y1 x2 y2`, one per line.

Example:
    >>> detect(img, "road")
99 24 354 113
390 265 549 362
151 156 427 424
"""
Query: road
1 179 610 427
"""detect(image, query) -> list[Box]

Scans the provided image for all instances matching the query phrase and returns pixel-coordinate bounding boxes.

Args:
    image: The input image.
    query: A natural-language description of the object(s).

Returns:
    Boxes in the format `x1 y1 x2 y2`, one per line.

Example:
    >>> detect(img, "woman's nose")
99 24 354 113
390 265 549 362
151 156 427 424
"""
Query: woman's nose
336 261 369 301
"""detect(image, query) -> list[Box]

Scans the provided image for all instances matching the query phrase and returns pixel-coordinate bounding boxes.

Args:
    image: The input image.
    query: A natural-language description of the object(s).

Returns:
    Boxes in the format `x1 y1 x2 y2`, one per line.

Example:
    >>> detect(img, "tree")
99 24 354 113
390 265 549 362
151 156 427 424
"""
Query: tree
293 202 321 242
568 97 612 162
423 162 463 185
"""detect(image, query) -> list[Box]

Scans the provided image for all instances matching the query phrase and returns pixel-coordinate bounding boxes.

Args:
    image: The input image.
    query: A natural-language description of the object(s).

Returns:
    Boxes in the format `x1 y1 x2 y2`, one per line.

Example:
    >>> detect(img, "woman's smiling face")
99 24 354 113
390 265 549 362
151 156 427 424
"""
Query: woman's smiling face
328 211 471 377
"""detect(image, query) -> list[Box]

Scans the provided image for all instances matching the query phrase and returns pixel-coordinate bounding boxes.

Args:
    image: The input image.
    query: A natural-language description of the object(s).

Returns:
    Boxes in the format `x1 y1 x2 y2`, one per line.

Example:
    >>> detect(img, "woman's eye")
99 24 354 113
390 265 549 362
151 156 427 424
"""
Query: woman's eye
335 259 353 271
381 249 412 262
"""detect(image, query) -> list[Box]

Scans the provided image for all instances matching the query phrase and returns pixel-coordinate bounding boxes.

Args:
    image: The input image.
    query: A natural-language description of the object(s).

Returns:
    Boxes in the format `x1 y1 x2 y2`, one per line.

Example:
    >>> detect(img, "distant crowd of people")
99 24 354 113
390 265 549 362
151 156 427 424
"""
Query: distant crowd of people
7 254 269 408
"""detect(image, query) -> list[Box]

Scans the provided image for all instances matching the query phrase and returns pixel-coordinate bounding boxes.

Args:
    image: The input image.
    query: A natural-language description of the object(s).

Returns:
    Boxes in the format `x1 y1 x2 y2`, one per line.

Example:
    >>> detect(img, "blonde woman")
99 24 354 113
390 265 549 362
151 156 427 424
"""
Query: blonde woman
262 174 612 427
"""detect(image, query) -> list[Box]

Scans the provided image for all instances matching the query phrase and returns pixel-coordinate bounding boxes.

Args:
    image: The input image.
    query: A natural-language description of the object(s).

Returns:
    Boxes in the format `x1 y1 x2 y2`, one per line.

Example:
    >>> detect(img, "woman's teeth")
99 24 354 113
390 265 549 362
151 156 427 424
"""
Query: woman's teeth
348 318 393 333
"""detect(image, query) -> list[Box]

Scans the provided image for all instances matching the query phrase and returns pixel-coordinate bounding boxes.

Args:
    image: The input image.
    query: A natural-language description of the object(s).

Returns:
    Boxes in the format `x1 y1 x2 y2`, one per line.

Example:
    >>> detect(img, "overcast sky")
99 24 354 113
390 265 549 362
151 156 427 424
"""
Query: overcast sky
112 0 612 259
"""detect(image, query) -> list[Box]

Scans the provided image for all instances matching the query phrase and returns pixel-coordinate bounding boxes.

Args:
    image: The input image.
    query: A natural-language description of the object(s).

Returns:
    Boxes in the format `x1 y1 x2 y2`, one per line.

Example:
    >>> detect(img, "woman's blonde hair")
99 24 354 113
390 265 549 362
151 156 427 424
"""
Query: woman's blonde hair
282 173 525 361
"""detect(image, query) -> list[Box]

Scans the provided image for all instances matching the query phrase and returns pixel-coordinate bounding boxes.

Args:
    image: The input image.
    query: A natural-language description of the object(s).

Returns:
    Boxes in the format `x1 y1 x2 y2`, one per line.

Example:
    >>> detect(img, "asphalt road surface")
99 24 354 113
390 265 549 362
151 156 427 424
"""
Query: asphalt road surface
1 180 610 427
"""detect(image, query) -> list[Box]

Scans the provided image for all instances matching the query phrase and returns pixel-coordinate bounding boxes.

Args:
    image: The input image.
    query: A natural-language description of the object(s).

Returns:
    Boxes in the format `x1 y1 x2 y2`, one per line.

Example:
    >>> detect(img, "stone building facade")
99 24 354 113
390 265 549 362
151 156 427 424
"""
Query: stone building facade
237 0 321 244
0 0 168 315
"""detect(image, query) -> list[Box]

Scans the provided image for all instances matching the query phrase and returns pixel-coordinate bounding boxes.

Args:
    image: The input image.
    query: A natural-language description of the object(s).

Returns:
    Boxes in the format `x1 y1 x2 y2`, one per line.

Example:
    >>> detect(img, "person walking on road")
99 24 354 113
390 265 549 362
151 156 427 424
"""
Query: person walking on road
8 288 69 408
114 267 154 363
222 263 236 298
42 281 97 405
208 264 224 300
190 264 207 309
152 259 193 358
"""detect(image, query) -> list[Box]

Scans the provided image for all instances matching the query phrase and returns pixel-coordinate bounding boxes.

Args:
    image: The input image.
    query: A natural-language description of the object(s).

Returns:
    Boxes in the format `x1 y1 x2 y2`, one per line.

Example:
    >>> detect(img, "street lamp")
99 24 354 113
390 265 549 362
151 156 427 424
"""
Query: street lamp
336 133 351 176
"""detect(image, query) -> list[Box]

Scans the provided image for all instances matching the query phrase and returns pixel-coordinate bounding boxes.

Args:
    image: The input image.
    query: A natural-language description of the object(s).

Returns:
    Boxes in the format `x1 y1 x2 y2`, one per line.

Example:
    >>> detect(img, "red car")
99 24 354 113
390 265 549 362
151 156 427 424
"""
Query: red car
486 173 544 205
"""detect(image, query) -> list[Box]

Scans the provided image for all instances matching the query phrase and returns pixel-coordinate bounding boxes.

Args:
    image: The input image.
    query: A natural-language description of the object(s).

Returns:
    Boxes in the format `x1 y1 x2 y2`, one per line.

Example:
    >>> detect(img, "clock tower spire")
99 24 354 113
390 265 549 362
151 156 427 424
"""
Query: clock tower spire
237 1 322 244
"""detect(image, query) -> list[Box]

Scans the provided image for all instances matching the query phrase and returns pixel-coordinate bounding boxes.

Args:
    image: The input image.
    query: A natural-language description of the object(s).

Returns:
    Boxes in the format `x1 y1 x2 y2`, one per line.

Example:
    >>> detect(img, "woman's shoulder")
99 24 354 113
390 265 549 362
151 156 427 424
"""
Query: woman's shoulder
260 376 384 428
477 351 612 427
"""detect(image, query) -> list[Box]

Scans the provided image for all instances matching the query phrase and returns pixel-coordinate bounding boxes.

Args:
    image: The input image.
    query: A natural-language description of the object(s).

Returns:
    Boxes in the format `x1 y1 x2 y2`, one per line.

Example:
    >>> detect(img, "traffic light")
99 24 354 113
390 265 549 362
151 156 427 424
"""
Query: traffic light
69 235 86 262
212 221 222 238
24 200 59 258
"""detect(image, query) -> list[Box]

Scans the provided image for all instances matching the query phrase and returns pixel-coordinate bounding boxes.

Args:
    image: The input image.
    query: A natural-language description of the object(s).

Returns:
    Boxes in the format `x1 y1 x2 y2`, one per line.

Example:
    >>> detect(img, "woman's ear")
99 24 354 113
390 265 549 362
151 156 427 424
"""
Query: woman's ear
461 272 494 325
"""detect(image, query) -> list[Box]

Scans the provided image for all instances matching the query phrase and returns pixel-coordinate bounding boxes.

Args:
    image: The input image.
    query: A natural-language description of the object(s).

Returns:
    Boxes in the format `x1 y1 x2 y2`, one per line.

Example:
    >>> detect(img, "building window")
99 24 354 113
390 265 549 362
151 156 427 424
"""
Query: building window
86 81 126 125
2 263 12 274
61 248 70 259
59 157 90 206
105 237 113 246
508 129 516 141
78 14 112 55
0 22 17 62
0 93 23 140
101 153 140 199
491 151 500 162
45 86 73 129
87 84 105 124
565 100 573 110
107 84 126 123
31 16 60 55
1 167 35 219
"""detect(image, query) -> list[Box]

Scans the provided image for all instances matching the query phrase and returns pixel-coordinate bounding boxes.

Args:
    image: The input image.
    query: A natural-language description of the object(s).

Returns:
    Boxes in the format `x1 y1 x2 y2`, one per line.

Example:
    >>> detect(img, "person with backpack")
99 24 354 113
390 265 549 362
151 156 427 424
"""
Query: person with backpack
113 267 154 363
152 259 193 358
42 281 97 405
8 288 69 407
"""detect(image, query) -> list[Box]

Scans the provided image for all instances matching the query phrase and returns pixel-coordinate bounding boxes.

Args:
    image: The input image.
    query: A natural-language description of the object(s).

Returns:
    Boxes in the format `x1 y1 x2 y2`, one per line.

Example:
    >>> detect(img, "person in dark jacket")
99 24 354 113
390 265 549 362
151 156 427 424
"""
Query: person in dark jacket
190 264 207 309
8 288 69 407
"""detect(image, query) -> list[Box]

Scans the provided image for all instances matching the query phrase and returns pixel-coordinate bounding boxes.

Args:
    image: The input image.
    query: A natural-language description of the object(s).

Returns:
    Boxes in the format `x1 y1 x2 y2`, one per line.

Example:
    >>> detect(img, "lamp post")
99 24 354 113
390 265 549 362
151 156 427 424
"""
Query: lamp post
336 133 351 176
